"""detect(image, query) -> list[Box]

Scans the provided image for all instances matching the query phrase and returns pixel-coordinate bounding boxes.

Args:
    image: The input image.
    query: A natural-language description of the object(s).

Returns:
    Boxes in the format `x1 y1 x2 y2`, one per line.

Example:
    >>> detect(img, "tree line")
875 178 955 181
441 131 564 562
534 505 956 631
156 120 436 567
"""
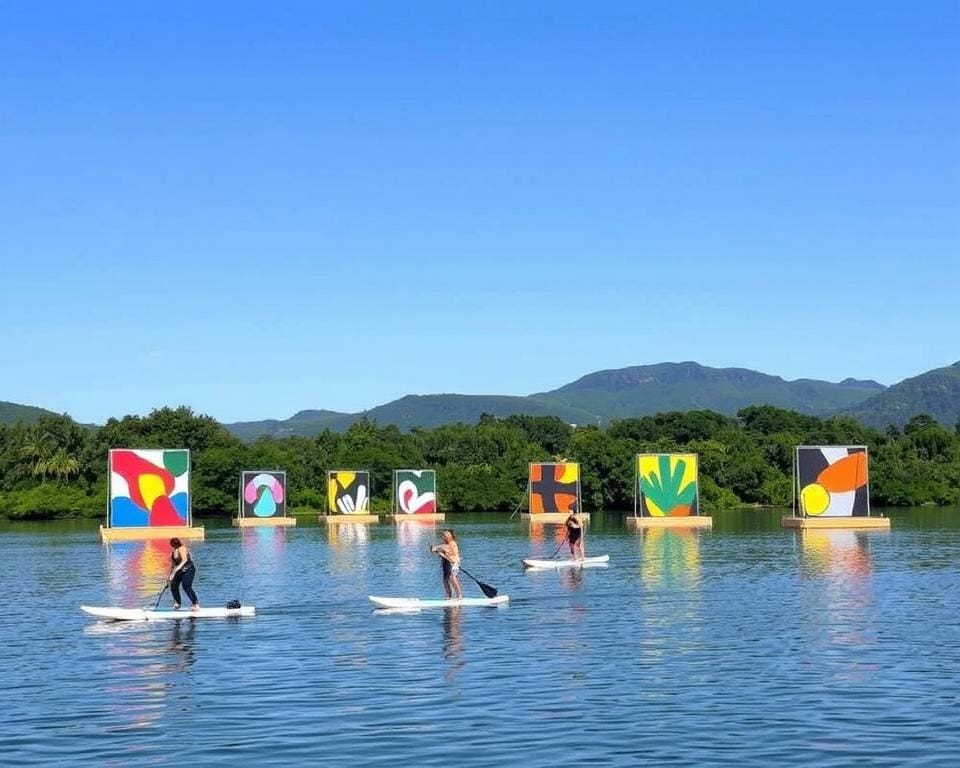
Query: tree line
0 405 958 520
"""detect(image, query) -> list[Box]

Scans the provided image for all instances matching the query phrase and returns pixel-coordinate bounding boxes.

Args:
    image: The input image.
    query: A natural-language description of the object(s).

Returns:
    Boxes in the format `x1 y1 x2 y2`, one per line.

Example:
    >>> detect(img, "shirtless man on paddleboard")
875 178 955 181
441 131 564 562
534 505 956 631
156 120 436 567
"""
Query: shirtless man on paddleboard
430 529 462 599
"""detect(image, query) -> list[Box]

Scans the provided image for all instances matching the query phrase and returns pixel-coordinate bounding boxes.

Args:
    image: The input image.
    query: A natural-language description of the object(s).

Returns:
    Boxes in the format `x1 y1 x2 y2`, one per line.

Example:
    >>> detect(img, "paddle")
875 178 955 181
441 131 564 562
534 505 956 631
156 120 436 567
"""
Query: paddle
152 581 169 610
550 534 570 560
457 565 498 598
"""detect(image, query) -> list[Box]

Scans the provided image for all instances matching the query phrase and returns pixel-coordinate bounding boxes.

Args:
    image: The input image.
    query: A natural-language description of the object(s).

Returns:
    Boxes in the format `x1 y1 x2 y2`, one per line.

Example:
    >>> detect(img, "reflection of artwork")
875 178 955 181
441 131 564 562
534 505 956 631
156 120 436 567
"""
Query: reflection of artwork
327 471 370 514
637 454 698 517
109 449 190 528
529 463 580 514
797 447 869 517
801 530 871 576
395 470 437 514
641 529 701 586
241 471 287 518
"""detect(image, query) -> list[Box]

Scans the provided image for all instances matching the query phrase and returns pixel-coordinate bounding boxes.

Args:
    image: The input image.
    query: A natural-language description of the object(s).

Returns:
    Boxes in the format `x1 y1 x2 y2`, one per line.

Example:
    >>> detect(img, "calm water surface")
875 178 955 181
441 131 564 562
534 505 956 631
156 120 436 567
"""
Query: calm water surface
2 508 959 766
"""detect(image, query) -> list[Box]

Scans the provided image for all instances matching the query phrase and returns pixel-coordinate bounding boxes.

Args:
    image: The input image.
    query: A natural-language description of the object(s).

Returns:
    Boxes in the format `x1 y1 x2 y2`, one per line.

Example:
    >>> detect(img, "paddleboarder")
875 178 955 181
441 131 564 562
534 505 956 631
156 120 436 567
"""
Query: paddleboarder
430 529 462 599
168 537 200 611
565 504 585 561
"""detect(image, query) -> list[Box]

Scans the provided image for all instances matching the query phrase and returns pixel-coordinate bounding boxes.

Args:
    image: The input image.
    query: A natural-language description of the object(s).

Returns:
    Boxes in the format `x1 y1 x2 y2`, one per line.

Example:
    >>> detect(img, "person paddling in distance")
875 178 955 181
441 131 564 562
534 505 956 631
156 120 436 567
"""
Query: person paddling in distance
430 529 462 600
168 537 200 611
565 503 585 561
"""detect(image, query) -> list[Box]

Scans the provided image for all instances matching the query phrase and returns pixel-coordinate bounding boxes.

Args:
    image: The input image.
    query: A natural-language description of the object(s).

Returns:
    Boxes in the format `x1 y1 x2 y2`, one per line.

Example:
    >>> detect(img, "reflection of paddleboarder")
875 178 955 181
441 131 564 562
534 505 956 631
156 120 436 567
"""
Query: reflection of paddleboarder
565 505 585 560
430 529 462 599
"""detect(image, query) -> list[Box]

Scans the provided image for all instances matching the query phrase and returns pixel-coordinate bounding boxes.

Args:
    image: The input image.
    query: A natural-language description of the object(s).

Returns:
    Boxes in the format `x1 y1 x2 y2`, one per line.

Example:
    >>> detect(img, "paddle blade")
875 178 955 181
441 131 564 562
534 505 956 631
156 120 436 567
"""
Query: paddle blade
478 582 498 598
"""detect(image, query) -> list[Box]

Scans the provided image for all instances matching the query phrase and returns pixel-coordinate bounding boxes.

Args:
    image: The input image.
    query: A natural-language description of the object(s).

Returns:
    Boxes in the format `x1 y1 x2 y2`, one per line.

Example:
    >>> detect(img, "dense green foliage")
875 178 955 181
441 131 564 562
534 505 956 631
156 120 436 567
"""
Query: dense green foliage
1 405 958 520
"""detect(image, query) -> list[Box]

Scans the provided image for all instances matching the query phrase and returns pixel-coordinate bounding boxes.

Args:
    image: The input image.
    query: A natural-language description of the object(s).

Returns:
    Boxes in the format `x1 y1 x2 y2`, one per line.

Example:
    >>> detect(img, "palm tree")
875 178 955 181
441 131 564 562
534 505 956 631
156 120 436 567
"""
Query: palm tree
45 447 80 481
21 433 54 477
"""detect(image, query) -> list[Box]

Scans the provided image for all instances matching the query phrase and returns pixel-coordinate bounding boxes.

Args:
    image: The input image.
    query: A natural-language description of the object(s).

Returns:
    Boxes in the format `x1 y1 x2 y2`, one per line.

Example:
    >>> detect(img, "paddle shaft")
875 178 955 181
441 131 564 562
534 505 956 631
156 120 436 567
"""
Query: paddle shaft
550 534 570 559
153 581 169 610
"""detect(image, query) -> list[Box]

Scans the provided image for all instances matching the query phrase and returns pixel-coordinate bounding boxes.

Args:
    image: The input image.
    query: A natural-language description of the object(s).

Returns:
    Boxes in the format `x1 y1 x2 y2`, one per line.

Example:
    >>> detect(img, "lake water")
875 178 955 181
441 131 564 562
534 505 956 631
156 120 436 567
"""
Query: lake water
3 508 960 766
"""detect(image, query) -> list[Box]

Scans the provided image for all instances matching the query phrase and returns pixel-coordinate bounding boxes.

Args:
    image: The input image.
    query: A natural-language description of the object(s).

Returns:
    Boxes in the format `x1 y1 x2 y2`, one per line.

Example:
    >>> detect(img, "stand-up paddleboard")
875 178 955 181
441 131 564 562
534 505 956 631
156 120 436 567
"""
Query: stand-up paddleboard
81 605 255 621
522 554 609 569
369 595 509 609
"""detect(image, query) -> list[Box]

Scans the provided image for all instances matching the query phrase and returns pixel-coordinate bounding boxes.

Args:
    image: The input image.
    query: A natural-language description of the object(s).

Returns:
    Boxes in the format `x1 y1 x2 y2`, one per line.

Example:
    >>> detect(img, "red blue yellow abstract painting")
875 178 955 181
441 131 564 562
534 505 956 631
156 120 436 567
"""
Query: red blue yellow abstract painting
636 454 699 517
327 470 370 514
529 462 580 515
241 471 287 518
796 446 869 517
109 449 190 528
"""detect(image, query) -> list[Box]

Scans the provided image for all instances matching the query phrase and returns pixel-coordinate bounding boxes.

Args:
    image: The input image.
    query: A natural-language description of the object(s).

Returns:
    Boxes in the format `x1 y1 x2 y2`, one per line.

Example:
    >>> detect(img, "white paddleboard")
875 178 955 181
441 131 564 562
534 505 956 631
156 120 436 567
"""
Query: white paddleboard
522 554 609 569
369 595 509 609
81 605 256 621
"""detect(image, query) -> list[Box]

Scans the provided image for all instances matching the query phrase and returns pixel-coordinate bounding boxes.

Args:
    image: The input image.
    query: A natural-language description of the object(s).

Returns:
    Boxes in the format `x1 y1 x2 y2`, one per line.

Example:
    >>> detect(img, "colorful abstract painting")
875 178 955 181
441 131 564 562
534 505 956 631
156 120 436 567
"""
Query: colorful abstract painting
395 470 437 514
529 462 580 515
327 470 370 514
241 471 287 518
636 454 699 517
109 449 190 528
796 446 869 517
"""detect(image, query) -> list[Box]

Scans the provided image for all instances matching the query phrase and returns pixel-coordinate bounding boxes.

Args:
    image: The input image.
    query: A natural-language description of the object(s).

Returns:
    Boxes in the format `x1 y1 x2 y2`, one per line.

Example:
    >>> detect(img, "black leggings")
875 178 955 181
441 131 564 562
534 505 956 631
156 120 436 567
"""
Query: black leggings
171 564 198 606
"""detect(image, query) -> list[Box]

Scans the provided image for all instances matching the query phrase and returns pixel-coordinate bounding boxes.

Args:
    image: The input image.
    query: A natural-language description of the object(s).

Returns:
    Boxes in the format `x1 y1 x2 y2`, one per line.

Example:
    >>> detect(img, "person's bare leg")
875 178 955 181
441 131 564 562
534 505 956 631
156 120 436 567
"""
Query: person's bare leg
443 577 452 599
451 574 462 599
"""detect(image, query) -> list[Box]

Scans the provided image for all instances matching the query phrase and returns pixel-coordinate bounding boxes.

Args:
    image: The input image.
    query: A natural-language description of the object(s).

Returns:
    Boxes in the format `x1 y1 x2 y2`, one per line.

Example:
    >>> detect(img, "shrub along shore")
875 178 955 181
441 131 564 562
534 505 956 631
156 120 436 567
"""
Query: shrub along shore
1 405 958 520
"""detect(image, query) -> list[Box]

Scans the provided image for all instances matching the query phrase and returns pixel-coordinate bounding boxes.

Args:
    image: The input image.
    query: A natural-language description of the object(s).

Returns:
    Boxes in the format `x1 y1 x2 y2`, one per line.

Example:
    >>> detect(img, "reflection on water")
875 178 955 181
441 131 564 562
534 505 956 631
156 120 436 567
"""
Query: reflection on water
639 528 702 588
242 526 287 570
397 519 435 574
797 529 875 658
528 521 568 553
106 539 170 603
327 522 369 547
442 607 464 673
5 512 960 765
799 529 872 578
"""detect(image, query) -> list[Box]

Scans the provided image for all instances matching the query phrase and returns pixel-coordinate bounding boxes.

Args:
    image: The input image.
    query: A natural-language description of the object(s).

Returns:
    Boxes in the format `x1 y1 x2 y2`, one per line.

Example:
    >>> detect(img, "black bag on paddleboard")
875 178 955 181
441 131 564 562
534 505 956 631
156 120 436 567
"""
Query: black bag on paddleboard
226 599 241 609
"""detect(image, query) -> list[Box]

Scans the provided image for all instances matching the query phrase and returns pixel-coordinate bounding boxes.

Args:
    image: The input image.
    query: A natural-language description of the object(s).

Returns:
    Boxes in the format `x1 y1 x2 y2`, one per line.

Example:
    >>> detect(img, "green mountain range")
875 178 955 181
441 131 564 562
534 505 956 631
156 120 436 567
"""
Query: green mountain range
841 362 960 429
6 361 958 438
220 362 890 439
530 362 884 421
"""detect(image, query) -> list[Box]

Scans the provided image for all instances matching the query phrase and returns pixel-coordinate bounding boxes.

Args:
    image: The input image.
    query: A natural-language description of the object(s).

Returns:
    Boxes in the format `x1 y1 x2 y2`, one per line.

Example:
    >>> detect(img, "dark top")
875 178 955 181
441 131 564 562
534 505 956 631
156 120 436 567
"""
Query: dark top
172 547 195 571
566 514 582 542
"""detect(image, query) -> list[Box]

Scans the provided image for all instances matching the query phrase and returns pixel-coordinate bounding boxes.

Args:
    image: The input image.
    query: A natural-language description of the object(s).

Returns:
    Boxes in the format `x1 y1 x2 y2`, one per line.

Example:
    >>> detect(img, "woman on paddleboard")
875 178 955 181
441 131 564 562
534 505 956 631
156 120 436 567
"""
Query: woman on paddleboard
168 538 200 611
430 529 462 599
565 504 585 560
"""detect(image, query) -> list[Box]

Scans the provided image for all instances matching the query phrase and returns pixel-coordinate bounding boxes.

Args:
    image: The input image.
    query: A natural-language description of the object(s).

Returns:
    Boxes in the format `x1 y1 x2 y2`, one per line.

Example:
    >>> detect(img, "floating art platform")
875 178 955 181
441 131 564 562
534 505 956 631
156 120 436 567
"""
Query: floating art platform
520 513 591 524
321 515 380 524
781 516 891 530
100 525 205 542
390 514 445 523
232 517 297 528
626 516 712 529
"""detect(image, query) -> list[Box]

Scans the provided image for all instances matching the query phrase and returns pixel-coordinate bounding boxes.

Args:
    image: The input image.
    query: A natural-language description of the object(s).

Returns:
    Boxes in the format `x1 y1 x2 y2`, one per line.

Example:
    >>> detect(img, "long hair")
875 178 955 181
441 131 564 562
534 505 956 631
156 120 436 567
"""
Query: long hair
442 529 457 541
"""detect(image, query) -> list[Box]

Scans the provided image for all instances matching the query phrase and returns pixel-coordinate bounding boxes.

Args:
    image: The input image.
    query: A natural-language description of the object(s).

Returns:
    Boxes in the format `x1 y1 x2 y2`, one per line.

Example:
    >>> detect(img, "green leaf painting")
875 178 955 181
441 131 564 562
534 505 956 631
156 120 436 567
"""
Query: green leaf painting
640 454 697 515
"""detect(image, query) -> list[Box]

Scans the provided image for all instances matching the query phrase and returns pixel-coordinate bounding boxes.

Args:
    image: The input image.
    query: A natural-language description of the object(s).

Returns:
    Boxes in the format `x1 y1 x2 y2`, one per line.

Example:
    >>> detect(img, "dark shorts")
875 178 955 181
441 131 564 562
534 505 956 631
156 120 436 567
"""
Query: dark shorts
442 559 460 578
568 528 582 543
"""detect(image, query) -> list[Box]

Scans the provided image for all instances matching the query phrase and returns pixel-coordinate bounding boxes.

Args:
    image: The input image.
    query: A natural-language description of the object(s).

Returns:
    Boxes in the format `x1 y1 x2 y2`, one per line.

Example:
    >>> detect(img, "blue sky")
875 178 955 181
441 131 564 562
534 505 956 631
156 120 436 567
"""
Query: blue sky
2 2 957 423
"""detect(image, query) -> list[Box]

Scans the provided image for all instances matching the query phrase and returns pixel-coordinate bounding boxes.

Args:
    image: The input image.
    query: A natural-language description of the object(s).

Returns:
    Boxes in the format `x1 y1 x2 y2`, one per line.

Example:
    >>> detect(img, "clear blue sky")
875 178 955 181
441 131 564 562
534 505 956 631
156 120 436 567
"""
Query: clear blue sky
2 1 957 424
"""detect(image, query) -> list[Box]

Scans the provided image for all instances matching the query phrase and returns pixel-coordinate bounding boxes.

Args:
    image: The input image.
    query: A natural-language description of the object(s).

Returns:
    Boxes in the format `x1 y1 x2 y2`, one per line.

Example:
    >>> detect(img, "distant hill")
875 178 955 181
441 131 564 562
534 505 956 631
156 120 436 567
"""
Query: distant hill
842 362 960 429
226 409 350 441
530 362 884 421
0 401 60 425
223 362 886 439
